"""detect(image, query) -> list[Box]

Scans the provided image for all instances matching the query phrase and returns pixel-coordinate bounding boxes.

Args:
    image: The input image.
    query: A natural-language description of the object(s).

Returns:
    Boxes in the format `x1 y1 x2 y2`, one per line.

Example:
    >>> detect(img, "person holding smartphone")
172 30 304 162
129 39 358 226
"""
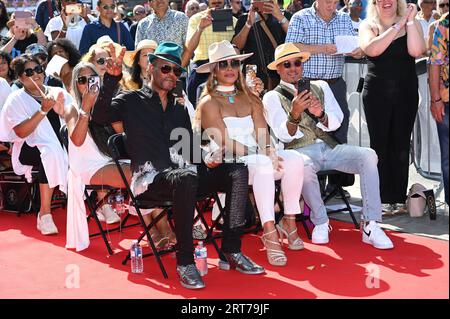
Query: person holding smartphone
263 43 394 250
45 0 93 50
1 12 47 58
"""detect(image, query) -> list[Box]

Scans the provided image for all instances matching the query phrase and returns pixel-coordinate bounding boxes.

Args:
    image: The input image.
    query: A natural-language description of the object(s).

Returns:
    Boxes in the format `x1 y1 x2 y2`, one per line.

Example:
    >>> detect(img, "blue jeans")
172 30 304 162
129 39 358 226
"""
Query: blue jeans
436 102 449 205
295 142 382 225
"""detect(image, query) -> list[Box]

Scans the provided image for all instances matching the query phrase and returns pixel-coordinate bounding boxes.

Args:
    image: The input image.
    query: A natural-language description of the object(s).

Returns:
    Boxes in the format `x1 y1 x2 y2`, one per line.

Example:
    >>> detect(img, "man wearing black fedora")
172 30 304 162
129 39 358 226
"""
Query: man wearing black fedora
91 41 264 289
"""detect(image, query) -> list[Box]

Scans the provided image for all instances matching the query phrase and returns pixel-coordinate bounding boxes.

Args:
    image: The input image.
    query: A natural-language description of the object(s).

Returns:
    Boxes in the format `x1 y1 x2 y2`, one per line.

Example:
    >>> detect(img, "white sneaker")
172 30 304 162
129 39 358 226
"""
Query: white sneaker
362 221 394 249
98 204 121 224
37 213 58 235
312 222 332 244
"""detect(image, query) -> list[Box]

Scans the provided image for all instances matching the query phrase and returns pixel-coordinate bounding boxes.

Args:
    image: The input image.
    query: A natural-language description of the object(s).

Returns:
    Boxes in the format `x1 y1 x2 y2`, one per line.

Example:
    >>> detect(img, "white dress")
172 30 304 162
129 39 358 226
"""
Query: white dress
66 118 115 252
214 115 305 225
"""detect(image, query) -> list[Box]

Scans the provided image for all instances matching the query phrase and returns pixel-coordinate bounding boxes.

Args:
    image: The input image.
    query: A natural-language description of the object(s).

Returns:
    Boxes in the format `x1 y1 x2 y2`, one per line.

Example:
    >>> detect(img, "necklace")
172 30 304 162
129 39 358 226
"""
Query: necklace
216 85 237 104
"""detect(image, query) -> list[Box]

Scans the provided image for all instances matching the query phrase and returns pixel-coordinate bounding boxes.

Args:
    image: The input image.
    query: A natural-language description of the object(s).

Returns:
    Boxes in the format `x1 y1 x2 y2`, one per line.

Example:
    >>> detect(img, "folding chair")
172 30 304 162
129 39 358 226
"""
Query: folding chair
108 133 225 278
59 126 138 255
318 170 359 228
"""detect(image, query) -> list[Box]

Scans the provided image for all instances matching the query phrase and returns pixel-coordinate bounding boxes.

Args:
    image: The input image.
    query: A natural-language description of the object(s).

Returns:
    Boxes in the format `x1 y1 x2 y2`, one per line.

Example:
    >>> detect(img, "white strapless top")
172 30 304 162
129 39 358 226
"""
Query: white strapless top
222 115 258 149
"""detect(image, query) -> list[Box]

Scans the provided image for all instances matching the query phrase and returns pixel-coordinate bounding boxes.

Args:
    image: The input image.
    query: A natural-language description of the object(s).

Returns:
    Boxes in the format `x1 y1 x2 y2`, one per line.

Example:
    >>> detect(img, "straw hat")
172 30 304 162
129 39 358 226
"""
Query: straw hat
87 35 124 57
123 40 158 67
195 40 253 74
267 43 311 70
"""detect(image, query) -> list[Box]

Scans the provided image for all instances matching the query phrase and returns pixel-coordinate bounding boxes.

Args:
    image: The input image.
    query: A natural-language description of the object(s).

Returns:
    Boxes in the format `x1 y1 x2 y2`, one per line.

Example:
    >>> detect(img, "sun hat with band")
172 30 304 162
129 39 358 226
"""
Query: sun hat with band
267 43 311 70
123 39 158 67
195 40 253 74
148 41 186 72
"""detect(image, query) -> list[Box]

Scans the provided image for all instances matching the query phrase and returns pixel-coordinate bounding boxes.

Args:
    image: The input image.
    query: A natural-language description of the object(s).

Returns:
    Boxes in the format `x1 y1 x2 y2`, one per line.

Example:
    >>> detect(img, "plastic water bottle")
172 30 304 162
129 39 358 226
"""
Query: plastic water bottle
115 190 125 215
130 240 143 273
194 241 208 276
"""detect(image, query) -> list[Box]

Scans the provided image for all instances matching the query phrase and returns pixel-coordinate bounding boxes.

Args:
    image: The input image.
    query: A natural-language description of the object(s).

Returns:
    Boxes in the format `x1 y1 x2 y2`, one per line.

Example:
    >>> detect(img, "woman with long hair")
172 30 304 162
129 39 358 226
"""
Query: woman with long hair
0 50 14 85
122 39 157 90
359 0 426 214
195 40 305 267
0 0 9 39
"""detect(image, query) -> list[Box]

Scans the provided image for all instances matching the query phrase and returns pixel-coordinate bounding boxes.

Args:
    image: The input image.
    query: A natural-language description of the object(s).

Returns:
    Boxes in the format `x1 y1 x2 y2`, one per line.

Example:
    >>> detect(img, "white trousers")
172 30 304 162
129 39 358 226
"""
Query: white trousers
246 149 304 226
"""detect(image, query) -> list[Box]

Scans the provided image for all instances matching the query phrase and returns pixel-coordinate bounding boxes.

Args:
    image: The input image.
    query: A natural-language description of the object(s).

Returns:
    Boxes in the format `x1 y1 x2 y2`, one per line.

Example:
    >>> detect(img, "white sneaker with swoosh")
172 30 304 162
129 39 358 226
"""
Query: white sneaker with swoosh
362 221 394 249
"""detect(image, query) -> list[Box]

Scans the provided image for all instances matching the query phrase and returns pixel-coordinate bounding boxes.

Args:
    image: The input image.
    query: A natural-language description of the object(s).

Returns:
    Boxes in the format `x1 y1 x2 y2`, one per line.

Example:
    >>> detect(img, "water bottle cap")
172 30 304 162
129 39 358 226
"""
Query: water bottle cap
132 240 138 243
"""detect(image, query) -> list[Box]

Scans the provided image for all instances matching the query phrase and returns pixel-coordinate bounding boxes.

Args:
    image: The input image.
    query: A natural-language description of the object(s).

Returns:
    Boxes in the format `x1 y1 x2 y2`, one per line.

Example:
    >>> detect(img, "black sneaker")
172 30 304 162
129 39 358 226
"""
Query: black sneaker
176 264 205 289
218 252 265 275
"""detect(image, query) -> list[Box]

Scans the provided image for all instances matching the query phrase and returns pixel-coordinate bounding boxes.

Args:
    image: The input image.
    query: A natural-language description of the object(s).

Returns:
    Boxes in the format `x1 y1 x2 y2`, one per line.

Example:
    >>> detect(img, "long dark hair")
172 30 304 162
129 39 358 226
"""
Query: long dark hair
130 49 143 89
47 39 82 68
0 1 8 31
71 61 114 157
0 50 14 81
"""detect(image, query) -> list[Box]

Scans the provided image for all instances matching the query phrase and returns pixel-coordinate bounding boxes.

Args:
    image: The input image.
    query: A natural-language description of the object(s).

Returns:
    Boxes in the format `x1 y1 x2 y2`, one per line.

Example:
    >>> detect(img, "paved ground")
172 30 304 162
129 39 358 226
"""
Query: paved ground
328 164 449 241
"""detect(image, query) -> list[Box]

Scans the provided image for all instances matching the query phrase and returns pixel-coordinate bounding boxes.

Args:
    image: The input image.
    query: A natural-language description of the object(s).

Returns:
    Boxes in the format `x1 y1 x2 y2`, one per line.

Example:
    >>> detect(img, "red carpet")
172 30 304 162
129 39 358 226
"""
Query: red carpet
0 208 448 299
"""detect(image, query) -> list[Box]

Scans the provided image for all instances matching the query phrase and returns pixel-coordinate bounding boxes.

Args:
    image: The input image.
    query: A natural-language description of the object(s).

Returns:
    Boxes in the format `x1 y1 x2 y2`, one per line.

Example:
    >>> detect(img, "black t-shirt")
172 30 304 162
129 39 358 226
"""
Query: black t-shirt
0 34 38 58
233 12 292 80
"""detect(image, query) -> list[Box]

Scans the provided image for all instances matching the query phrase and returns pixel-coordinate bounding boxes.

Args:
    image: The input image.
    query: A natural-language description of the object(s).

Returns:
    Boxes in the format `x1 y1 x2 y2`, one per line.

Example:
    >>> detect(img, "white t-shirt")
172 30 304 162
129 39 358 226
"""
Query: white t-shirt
351 19 362 32
44 15 93 49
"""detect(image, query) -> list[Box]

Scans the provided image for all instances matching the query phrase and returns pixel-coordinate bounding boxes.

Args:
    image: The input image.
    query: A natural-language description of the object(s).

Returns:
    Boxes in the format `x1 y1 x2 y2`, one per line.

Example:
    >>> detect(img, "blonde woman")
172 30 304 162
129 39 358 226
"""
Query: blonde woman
195 41 305 267
359 0 426 214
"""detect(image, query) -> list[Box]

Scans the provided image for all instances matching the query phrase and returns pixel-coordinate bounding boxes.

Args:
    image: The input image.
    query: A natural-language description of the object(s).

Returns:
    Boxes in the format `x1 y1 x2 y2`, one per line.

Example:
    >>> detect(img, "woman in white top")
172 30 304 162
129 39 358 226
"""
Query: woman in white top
195 41 305 267
0 54 70 235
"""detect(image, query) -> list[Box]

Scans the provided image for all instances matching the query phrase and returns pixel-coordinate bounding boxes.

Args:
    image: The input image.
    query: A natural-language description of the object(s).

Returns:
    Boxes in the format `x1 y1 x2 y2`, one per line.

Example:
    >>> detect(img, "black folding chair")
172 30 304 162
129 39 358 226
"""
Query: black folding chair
108 133 226 278
318 170 359 228
59 126 139 255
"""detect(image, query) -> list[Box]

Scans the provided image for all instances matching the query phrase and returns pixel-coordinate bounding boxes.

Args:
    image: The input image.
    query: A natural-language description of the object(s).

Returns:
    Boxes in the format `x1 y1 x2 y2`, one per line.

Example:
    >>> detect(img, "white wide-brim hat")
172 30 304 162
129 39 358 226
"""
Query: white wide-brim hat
195 40 253 74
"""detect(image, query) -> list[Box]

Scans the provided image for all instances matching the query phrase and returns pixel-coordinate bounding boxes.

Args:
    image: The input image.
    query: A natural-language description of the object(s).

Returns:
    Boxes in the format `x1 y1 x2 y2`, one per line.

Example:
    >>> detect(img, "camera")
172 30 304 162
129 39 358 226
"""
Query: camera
88 76 100 93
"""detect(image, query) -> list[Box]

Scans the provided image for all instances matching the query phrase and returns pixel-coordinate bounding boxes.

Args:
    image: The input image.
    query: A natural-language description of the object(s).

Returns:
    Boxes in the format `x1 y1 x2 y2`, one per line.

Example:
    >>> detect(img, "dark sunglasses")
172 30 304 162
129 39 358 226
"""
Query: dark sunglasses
102 4 116 10
77 75 97 85
135 10 146 14
439 3 449 7
95 57 107 65
282 60 302 69
24 65 44 77
160 64 183 77
217 59 241 71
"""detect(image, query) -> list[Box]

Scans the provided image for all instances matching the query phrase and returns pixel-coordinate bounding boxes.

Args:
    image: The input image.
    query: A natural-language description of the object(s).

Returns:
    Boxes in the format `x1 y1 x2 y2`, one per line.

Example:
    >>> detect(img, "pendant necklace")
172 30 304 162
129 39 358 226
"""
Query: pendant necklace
216 85 237 104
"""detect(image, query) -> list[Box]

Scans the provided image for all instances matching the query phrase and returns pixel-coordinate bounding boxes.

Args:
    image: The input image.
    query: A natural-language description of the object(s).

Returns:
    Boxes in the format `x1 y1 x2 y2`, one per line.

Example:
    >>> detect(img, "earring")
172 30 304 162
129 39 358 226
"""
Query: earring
213 77 218 86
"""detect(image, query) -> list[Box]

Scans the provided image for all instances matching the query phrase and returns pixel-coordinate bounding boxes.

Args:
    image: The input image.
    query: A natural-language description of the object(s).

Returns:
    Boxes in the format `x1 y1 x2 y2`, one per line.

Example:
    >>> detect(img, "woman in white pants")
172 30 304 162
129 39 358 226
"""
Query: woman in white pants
195 41 304 266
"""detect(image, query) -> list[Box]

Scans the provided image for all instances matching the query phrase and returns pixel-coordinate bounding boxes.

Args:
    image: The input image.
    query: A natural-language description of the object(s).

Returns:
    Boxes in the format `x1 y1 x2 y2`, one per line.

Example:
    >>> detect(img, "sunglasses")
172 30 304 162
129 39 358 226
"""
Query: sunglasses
282 60 302 69
217 59 241 71
135 10 146 14
95 57 107 65
439 3 449 7
77 75 97 85
189 6 200 10
24 65 44 77
160 64 182 77
102 4 116 10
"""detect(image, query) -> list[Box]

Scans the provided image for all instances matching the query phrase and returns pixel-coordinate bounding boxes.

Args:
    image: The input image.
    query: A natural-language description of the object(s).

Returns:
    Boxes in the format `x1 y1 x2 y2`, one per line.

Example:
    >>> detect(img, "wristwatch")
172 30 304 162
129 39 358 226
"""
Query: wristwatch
279 17 288 25
38 108 48 116
79 108 90 118
288 112 301 125
33 26 42 33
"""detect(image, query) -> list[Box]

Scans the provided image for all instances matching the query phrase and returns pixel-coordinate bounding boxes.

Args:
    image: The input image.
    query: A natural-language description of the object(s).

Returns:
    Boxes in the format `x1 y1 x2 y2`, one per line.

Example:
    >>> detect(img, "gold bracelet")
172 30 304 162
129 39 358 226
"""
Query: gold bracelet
287 112 301 125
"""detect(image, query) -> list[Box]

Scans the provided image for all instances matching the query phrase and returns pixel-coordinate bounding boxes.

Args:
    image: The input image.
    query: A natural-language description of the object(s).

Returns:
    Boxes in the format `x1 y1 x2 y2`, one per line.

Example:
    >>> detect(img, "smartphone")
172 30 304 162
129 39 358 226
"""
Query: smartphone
211 9 233 32
172 80 184 97
252 0 271 13
66 4 83 15
88 76 101 93
297 78 310 94
245 64 257 88
14 11 32 29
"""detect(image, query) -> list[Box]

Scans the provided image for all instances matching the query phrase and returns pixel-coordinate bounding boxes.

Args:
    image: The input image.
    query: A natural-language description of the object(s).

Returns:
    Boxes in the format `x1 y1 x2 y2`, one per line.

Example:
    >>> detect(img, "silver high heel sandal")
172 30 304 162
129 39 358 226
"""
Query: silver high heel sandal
276 215 304 250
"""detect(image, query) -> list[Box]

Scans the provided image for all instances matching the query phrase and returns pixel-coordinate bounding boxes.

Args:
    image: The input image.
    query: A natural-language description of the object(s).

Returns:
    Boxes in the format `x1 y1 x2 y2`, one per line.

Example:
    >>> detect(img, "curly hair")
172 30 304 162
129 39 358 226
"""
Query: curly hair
10 54 41 78
47 39 82 68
